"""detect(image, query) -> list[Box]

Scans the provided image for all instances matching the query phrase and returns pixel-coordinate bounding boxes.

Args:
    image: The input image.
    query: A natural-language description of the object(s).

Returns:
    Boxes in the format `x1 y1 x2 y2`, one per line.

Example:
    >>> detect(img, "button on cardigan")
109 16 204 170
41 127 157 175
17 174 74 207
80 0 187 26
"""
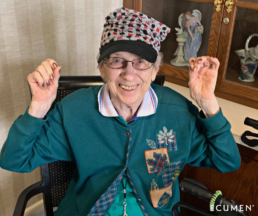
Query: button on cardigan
0 84 241 216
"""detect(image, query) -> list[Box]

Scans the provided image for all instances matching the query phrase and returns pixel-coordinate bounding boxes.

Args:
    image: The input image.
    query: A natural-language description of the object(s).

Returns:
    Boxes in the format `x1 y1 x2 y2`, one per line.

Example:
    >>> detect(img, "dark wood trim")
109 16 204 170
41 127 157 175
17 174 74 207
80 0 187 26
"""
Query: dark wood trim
235 1 258 10
159 64 189 83
134 0 142 12
123 0 134 9
123 0 142 11
207 2 224 57
216 5 236 88
184 0 214 2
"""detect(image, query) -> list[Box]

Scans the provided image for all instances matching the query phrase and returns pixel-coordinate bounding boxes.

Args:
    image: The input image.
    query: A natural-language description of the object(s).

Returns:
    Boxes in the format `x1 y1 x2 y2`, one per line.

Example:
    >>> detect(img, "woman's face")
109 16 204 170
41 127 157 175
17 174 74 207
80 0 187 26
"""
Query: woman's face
99 51 159 108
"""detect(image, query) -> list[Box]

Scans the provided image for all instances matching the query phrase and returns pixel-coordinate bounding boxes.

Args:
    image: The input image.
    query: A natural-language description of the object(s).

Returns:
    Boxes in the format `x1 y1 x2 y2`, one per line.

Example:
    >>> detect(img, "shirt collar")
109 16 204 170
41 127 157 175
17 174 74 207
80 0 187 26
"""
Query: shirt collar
98 83 158 117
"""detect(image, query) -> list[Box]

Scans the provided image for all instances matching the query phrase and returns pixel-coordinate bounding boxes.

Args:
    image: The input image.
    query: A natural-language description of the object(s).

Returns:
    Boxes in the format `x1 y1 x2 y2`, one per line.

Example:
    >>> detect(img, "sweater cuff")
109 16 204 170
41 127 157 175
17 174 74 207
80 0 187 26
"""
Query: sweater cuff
15 107 48 134
197 108 228 131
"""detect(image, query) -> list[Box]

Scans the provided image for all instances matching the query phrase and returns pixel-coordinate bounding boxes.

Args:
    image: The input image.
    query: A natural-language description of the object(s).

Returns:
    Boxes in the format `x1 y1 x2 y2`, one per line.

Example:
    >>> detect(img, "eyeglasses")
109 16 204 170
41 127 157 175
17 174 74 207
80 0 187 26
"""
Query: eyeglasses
104 57 153 70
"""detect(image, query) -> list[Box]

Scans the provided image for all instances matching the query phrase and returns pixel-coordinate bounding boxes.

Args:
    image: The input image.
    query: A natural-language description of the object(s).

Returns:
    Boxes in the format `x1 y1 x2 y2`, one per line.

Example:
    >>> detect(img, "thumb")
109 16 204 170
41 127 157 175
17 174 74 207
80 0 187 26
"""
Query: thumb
52 66 61 85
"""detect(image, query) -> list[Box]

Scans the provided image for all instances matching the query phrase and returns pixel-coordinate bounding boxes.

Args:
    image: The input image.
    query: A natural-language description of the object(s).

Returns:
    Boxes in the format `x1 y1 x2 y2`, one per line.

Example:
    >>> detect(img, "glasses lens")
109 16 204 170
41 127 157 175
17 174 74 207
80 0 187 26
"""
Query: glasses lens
106 57 125 69
105 57 152 70
133 59 151 70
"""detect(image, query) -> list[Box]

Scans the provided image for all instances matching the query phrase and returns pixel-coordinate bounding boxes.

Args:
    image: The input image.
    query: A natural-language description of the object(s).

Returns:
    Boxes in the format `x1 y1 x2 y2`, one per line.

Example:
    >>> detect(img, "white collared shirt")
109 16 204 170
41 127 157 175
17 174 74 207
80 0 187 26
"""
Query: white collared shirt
98 84 158 118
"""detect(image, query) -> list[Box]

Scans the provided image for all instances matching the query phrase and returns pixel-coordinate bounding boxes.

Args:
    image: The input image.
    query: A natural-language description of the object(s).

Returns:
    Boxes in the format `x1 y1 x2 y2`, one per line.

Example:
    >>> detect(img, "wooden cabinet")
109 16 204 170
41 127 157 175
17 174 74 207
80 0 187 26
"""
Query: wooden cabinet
124 0 258 109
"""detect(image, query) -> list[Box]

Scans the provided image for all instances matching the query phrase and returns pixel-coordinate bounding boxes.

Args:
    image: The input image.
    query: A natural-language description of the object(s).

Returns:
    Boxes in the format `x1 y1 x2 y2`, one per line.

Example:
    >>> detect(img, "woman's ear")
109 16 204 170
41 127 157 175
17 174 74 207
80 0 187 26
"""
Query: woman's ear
99 64 105 79
151 64 159 82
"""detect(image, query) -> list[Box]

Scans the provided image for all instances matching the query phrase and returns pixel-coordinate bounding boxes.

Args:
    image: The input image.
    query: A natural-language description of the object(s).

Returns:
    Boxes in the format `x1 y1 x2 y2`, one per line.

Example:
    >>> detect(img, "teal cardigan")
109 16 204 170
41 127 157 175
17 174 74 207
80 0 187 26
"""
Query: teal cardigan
0 84 241 216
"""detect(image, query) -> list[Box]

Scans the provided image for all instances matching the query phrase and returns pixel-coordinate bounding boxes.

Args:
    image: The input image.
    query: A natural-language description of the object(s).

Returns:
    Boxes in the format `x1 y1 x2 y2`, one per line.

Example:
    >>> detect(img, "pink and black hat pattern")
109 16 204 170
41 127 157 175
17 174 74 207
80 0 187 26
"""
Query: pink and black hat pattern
98 7 171 63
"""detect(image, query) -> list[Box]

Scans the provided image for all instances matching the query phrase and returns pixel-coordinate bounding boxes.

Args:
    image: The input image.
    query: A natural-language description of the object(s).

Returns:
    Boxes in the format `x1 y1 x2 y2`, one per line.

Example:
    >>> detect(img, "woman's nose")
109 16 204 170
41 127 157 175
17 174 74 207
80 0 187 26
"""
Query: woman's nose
121 62 135 80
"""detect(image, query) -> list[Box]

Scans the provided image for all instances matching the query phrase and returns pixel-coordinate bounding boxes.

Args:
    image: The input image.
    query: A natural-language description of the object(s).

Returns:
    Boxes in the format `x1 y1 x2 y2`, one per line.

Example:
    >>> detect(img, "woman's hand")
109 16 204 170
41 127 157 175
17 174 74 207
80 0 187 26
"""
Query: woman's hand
27 59 61 118
188 56 220 118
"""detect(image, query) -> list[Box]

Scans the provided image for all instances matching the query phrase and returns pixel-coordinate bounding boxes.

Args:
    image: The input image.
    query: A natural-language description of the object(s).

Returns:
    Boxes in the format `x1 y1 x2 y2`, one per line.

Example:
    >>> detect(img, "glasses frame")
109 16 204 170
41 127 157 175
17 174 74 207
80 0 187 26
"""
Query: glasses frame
104 57 154 70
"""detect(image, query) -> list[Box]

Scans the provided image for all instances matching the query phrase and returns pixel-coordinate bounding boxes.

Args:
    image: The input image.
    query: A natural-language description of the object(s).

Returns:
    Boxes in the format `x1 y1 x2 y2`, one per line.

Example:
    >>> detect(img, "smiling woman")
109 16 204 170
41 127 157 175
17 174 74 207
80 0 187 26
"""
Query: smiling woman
0 6 241 216
99 51 160 122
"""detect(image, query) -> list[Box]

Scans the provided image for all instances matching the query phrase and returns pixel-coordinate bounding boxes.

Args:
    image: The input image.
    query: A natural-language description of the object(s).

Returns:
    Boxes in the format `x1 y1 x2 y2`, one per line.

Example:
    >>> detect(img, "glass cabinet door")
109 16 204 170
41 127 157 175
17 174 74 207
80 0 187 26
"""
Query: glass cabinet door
216 0 258 109
142 0 221 86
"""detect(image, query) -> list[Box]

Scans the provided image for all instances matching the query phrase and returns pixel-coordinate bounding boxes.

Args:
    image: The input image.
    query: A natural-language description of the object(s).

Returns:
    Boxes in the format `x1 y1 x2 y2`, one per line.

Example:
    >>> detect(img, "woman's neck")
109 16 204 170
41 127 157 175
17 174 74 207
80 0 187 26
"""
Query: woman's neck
109 93 142 123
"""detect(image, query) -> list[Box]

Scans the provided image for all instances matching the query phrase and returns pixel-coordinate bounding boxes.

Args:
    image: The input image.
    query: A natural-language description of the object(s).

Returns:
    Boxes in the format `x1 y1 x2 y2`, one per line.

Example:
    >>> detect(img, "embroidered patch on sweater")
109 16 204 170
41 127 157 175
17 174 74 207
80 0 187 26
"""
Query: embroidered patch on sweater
146 126 177 152
145 148 170 175
149 183 172 208
157 126 177 151
162 161 183 187
158 192 171 208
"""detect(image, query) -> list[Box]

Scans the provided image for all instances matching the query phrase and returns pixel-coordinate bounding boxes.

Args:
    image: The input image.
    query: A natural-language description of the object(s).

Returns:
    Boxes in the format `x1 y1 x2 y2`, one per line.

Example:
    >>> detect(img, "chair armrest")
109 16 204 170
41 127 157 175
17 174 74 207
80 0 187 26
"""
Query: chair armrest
172 201 217 216
13 181 45 216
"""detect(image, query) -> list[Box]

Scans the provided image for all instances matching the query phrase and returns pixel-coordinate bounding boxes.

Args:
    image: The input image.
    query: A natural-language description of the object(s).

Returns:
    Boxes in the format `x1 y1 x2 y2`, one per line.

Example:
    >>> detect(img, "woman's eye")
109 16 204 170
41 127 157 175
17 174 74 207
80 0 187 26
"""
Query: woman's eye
114 59 121 63
138 60 144 64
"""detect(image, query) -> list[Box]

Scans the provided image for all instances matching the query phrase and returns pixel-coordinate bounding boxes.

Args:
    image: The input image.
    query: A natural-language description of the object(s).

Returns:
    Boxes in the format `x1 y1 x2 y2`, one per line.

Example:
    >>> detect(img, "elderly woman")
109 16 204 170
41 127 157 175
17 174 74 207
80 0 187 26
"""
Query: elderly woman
0 7 240 216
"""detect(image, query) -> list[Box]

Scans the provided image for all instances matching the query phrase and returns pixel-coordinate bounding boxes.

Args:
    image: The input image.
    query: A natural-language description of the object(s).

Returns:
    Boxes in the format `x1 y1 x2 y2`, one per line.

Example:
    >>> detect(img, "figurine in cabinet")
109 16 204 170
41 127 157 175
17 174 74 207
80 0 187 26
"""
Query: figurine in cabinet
171 10 203 67
184 10 204 61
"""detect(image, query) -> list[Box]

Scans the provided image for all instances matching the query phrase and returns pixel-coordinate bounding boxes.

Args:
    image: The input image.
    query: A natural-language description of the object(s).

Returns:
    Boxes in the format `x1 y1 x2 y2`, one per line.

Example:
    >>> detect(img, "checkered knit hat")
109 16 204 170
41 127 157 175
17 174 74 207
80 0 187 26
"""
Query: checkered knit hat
97 7 171 63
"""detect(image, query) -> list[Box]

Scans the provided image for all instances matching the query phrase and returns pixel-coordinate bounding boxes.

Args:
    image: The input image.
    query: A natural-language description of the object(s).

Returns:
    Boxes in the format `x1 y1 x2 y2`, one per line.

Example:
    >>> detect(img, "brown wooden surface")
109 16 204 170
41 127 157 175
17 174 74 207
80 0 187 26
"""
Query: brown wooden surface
133 0 142 12
185 0 214 2
217 82 258 109
216 3 237 88
123 0 134 9
159 63 189 84
123 0 142 11
179 144 258 216
236 1 258 10
207 1 224 57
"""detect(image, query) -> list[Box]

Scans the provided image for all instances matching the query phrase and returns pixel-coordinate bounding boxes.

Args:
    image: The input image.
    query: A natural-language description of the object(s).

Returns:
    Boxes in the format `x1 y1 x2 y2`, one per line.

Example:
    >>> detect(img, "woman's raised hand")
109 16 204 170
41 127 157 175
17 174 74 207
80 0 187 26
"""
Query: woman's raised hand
27 59 61 118
188 56 220 118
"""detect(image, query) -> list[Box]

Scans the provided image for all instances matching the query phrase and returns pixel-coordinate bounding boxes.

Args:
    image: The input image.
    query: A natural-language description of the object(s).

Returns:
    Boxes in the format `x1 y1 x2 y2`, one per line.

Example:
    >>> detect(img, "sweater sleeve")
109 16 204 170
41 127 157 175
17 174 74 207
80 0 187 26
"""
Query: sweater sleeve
187 107 241 173
0 103 74 173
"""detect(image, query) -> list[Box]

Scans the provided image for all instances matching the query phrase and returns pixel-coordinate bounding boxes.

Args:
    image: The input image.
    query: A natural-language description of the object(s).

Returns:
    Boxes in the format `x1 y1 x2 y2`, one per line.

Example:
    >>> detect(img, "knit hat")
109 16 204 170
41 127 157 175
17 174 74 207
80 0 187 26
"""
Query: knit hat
97 7 171 63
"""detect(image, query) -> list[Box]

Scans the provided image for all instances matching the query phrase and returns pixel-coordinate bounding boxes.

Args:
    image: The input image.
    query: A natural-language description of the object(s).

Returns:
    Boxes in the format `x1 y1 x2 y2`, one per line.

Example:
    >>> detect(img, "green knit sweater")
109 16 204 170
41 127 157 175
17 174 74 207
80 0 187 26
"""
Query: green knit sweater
0 84 241 216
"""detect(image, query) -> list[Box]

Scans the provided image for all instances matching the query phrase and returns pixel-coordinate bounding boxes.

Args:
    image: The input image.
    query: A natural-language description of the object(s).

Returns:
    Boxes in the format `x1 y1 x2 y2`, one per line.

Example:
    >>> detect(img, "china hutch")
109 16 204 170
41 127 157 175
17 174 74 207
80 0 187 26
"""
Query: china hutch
123 1 258 215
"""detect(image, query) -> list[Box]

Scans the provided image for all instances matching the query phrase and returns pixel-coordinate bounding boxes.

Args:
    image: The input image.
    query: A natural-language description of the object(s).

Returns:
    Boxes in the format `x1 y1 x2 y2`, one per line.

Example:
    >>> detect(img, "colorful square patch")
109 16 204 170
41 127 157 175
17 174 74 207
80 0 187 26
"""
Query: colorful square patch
145 148 170 175
162 162 181 187
149 183 173 208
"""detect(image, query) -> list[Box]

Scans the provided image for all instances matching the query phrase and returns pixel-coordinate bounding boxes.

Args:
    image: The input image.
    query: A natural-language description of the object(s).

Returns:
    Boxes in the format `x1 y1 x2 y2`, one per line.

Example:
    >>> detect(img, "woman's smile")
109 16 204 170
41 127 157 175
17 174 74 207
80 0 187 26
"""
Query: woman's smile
119 84 139 92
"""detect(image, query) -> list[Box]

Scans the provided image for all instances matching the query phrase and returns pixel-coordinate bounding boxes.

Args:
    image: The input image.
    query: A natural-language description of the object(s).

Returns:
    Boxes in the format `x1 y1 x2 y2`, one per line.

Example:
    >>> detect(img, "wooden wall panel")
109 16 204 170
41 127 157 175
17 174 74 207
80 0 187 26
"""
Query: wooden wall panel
123 0 142 11
123 0 134 9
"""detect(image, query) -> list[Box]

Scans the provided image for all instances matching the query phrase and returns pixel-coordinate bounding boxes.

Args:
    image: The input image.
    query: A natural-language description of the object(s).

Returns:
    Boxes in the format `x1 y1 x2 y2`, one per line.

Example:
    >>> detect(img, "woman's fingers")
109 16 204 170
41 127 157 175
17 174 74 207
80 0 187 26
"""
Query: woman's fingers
46 59 58 70
189 58 196 71
209 57 220 70
36 64 50 86
52 66 61 87
36 59 60 87
28 59 61 88
41 60 54 81
28 71 45 87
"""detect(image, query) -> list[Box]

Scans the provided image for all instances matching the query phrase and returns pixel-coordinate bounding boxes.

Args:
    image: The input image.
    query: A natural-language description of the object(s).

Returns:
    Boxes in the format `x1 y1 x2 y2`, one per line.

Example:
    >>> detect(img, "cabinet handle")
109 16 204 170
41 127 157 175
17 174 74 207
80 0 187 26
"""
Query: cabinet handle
214 0 222 12
225 0 234 13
